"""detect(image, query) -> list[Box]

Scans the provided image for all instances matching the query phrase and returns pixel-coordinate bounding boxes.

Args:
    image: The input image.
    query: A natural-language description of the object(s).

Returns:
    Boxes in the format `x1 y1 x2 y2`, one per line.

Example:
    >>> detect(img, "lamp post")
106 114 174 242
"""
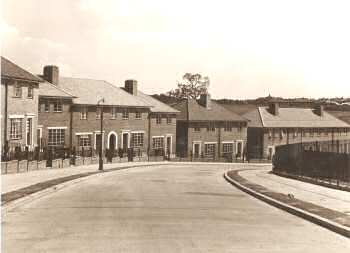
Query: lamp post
98 98 105 170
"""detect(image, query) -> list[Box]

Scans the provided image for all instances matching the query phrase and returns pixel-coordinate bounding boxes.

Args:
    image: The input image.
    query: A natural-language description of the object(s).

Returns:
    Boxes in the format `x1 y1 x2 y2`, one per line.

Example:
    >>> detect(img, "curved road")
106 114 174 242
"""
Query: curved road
2 164 350 252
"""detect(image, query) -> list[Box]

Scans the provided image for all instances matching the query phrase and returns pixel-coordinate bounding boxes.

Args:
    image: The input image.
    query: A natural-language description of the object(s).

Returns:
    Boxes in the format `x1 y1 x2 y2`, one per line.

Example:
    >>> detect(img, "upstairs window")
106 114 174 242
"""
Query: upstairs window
122 110 129 120
111 107 117 119
166 116 172 124
27 86 34 98
194 127 201 132
207 123 215 132
44 102 50 112
224 122 232 132
53 100 62 112
80 107 88 120
156 115 162 124
135 112 142 120
13 84 22 98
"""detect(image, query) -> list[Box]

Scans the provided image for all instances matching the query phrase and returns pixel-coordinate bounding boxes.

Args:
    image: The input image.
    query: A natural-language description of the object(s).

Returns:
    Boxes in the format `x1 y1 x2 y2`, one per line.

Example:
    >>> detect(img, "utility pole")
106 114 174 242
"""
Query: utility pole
98 98 105 171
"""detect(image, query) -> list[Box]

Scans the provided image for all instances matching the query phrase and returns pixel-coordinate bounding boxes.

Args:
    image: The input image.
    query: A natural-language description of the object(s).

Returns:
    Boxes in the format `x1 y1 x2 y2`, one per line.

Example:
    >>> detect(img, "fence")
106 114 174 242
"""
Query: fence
273 140 350 185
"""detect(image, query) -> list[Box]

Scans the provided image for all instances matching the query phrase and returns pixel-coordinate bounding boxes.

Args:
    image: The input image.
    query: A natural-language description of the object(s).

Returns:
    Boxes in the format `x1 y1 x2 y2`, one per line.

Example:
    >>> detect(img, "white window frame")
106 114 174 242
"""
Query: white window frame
80 107 88 120
78 134 92 148
13 83 22 98
222 141 235 154
25 115 35 146
192 141 202 156
156 115 162 124
53 100 63 112
9 117 23 140
204 142 217 156
152 136 164 150
122 110 129 120
121 130 131 149
48 127 66 147
107 131 118 150
131 132 144 148
111 107 117 119
27 86 34 98
135 111 142 120
165 134 173 154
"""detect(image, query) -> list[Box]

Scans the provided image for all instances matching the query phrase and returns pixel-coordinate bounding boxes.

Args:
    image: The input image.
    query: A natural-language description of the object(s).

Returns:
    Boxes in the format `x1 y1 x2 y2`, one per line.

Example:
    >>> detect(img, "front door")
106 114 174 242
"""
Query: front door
237 142 242 158
194 143 200 158
122 133 128 151
96 134 102 152
109 134 116 150
26 118 32 146
166 136 171 156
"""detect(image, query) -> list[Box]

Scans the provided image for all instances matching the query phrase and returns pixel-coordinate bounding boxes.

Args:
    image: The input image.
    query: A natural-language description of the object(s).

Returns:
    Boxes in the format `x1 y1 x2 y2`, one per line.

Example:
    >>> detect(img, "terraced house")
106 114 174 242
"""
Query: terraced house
1 57 43 152
244 102 350 159
39 66 178 158
173 93 248 160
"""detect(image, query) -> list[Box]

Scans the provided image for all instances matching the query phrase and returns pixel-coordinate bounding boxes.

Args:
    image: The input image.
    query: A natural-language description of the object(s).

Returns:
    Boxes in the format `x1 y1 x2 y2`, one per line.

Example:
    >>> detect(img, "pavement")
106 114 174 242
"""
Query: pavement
2 163 350 252
225 167 350 238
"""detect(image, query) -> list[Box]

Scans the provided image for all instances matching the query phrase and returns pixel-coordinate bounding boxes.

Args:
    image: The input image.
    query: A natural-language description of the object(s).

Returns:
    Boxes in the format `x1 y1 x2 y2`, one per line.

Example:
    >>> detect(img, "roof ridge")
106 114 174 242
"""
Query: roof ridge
1 56 43 82
60 76 109 82
213 101 248 121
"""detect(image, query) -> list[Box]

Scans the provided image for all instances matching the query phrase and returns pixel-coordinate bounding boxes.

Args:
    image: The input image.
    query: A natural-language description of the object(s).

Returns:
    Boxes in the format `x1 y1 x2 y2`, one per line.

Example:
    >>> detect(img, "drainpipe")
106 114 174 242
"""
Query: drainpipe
147 113 151 161
4 81 8 146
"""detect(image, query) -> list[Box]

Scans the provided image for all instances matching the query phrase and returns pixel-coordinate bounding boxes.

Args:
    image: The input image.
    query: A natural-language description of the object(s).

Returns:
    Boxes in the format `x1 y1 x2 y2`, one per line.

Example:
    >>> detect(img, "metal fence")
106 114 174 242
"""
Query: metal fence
273 140 350 185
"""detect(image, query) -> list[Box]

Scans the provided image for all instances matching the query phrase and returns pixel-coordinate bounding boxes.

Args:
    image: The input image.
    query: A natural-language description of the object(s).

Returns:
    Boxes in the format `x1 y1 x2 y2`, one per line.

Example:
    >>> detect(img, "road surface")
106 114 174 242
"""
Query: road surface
2 164 350 252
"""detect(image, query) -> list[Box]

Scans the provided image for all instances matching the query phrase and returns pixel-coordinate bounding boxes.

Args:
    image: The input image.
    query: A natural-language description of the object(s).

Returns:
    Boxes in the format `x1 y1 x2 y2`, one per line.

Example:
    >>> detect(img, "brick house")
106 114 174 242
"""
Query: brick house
1 57 43 152
244 102 350 159
39 66 178 158
122 80 179 157
172 94 248 160
38 66 75 149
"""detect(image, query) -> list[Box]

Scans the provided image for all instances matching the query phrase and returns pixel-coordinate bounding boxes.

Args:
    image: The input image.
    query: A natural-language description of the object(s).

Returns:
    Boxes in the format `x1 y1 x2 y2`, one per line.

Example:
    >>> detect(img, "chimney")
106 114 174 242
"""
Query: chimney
199 93 211 109
43 65 59 85
125 79 138 96
269 102 279 116
315 104 324 117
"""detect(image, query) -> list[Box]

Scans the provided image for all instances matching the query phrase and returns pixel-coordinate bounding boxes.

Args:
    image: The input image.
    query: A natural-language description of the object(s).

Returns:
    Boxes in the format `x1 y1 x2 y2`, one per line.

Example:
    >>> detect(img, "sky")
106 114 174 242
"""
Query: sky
1 0 350 99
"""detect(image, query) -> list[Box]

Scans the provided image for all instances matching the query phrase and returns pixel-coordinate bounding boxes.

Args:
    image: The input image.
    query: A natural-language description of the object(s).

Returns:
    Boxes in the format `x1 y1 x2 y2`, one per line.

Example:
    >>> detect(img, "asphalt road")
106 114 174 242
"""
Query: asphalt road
2 164 350 252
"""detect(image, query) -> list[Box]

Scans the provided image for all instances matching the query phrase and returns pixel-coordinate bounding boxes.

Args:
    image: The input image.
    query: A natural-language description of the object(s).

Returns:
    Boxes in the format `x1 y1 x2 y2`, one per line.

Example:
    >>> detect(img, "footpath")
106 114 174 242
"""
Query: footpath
1 161 168 206
225 167 350 238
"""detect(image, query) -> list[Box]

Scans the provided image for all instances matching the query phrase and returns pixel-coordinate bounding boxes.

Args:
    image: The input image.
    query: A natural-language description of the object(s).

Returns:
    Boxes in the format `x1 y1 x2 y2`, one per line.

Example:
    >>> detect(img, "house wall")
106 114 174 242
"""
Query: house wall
38 97 72 147
149 113 177 156
2 79 39 150
70 105 149 153
186 121 247 158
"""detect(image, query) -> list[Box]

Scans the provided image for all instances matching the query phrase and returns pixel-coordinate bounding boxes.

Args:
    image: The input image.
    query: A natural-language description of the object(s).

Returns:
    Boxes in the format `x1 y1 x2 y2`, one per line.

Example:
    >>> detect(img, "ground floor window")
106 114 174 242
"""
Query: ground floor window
48 129 65 146
78 135 91 147
152 137 164 150
223 143 233 153
205 143 216 156
10 118 23 139
131 133 144 148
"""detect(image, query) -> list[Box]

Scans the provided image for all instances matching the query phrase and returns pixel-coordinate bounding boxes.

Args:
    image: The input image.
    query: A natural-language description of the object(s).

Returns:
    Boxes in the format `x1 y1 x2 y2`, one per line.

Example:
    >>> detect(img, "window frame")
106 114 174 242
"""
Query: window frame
48 128 65 147
80 107 88 120
13 84 22 98
131 132 144 148
156 115 162 124
27 86 34 99
204 143 216 156
53 100 63 112
78 135 92 147
152 137 164 150
111 107 117 119
122 109 129 120
135 111 142 120
10 118 23 140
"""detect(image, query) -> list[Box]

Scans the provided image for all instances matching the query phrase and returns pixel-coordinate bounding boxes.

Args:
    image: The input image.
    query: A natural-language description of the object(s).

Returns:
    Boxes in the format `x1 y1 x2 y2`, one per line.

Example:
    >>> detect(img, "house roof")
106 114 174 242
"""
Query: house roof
38 81 75 98
133 90 179 113
1 56 43 83
172 99 248 122
243 106 350 128
57 77 151 107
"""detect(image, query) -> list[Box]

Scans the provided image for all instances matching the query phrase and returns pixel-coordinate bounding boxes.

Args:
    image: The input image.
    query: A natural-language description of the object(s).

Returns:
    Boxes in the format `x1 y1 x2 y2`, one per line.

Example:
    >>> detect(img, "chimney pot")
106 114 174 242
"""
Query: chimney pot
43 65 59 85
315 104 324 117
269 102 279 116
125 79 138 96
199 93 211 109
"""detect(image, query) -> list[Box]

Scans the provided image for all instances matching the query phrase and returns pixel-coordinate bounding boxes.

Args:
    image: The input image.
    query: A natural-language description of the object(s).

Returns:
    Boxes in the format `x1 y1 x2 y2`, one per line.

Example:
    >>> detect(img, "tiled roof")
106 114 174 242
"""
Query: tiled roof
38 81 75 98
1 56 42 83
244 107 350 128
172 99 248 122
134 91 179 113
57 77 151 107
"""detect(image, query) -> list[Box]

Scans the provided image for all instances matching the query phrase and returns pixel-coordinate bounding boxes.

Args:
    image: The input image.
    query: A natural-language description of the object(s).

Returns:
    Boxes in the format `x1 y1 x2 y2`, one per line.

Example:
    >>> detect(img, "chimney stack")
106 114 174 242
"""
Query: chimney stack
43 65 59 85
315 104 324 117
199 93 211 109
125 79 138 96
269 102 279 116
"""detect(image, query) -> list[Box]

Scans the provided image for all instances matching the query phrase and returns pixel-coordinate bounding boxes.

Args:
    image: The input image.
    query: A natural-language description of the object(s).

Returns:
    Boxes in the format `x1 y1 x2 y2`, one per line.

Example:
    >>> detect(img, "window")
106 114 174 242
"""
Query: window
122 110 129 120
78 135 91 147
268 130 272 139
223 143 233 153
48 129 65 146
224 122 232 132
156 115 161 124
131 133 144 147
10 118 23 139
194 127 201 132
27 86 33 98
13 84 22 97
135 112 142 120
293 130 298 138
81 107 87 120
152 137 164 150
207 123 215 132
111 107 117 119
96 107 101 119
280 129 285 139
44 102 50 112
205 143 216 156
310 129 314 137
53 100 62 112
166 116 172 124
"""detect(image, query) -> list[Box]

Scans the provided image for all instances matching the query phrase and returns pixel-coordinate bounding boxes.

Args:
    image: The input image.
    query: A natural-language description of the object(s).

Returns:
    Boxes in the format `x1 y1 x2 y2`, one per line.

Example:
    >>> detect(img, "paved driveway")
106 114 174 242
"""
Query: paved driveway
2 164 350 252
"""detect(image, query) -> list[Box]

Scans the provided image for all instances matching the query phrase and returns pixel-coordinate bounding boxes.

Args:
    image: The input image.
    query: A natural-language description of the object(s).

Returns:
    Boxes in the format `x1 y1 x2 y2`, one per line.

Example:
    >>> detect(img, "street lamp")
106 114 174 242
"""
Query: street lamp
97 98 105 170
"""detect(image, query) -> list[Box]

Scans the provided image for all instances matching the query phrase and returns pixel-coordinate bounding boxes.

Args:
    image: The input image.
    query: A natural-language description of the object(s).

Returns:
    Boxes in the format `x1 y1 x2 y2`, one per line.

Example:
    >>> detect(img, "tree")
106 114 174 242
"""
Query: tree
168 73 209 99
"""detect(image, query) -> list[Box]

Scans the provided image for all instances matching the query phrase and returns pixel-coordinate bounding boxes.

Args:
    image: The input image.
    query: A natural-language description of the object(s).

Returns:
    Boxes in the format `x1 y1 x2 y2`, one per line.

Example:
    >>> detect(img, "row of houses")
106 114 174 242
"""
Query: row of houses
1 56 350 161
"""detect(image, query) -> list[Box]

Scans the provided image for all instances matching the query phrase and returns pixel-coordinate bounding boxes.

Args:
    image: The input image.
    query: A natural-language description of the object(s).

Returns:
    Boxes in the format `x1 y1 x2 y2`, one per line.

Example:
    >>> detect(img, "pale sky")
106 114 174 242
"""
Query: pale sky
1 0 350 99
